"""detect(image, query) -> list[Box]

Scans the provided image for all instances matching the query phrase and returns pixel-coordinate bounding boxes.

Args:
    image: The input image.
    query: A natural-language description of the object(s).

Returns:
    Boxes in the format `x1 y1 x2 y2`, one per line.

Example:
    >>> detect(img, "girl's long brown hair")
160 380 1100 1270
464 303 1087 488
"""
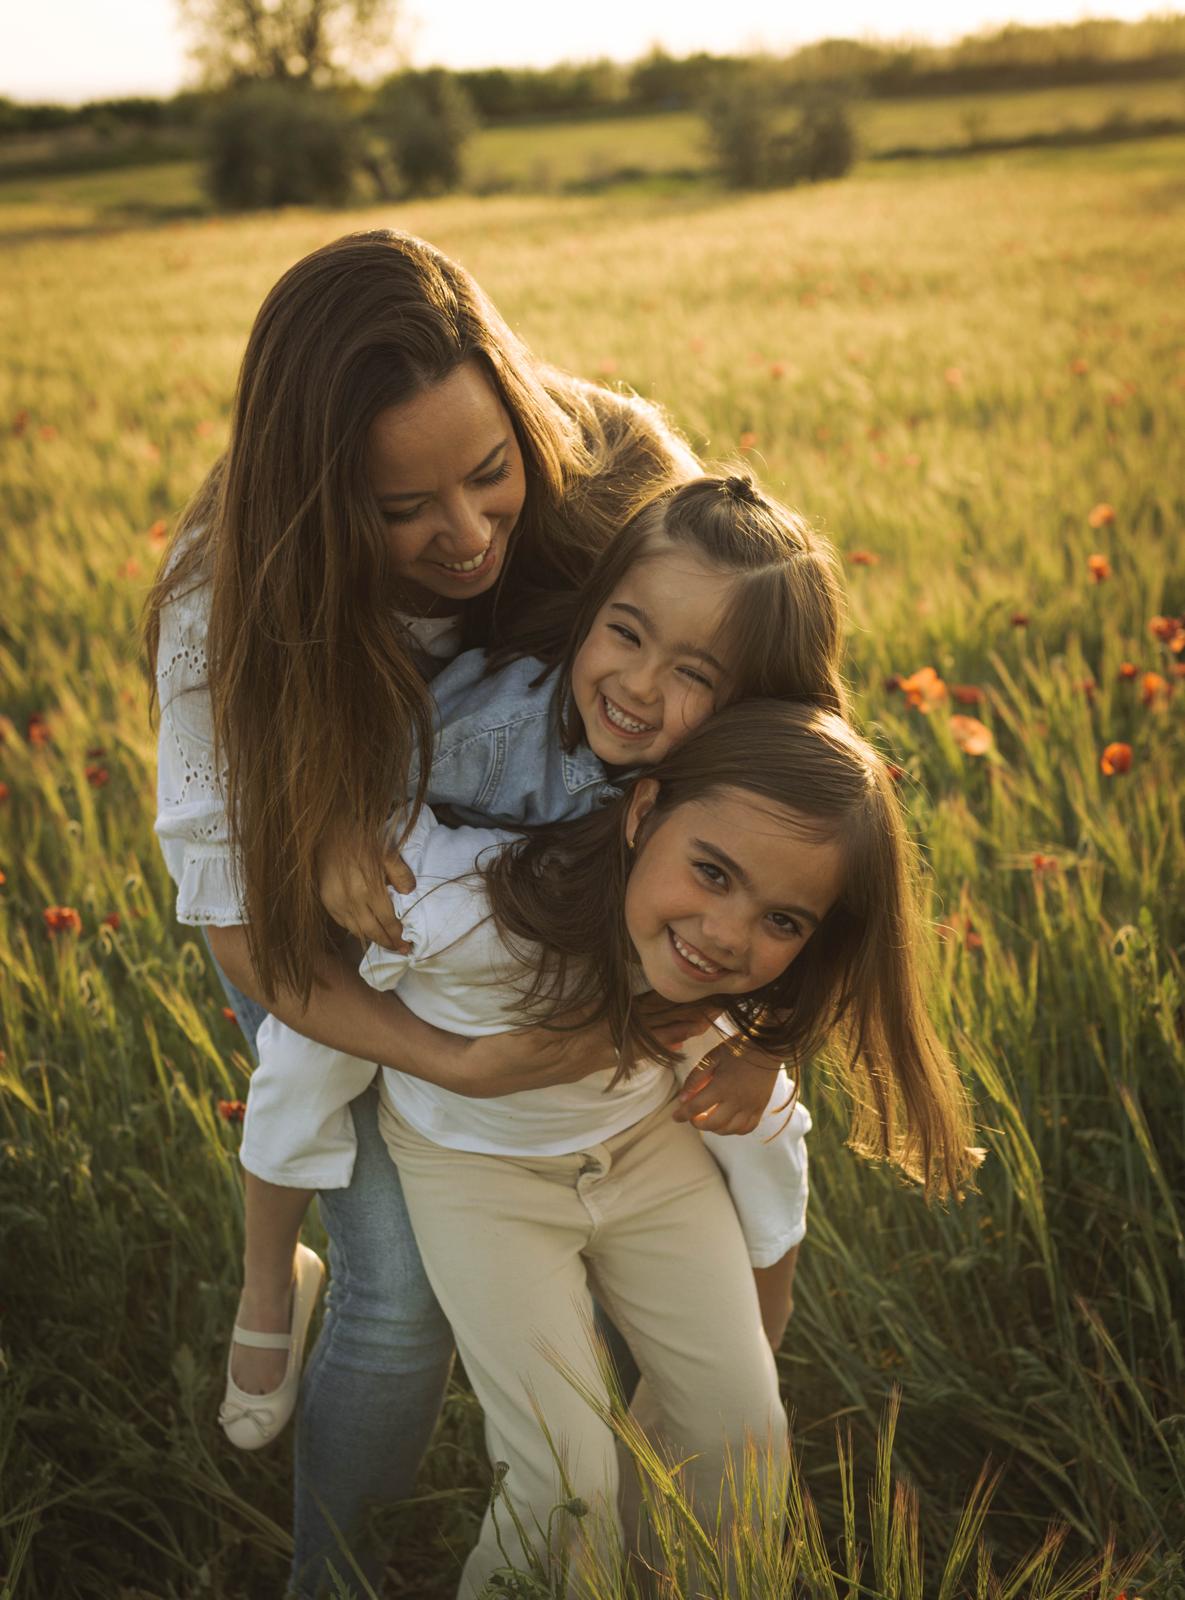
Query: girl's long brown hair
143 231 697 1001
482 699 976 1196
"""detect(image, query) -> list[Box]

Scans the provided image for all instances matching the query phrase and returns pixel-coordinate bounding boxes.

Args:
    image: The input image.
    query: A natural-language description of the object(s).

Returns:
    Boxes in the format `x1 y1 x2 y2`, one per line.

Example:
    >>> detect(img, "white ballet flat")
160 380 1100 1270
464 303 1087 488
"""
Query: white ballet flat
218 1243 325 1451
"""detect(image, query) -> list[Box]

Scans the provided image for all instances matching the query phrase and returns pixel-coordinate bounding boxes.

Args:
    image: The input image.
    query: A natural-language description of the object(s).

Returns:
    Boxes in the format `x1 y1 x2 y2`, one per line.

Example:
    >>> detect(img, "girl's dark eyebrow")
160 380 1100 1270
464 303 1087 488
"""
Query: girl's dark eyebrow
608 602 726 674
377 439 507 503
691 838 821 927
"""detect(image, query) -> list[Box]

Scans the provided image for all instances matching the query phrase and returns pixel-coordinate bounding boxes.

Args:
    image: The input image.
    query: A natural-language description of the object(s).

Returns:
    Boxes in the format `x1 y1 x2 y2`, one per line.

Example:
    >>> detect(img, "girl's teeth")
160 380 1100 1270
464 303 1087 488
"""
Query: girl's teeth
437 551 488 572
672 932 720 974
603 696 652 734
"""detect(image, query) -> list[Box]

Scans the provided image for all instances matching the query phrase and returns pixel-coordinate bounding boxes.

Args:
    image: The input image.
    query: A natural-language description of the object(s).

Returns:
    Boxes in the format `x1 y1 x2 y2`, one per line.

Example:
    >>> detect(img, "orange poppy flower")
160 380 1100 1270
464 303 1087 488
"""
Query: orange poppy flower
27 713 51 747
0 782 8 803
1118 661 1138 680
885 762 905 783
222 1006 240 1025
949 715 993 755
1070 357 1089 375
1141 672 1171 709
1100 742 1132 775
217 1099 247 1124
738 431 757 452
1031 854 1059 873
38 424 58 442
952 685 984 706
119 558 142 579
769 362 786 379
101 912 121 930
44 905 82 936
1148 615 1178 642
1088 503 1116 529
85 765 109 788
944 367 964 387
1087 554 1111 583
898 667 948 714
0 868 6 885
849 550 879 566
147 518 168 547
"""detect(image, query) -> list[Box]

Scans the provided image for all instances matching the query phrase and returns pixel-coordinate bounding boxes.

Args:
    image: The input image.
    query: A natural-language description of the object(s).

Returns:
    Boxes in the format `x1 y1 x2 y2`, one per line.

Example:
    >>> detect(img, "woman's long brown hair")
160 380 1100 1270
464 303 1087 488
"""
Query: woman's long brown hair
143 231 697 1001
482 699 976 1196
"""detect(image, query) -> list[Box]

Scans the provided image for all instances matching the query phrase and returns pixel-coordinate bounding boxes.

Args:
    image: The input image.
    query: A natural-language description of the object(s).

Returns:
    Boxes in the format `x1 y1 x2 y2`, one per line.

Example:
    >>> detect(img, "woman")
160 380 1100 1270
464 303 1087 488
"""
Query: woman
146 230 758 1596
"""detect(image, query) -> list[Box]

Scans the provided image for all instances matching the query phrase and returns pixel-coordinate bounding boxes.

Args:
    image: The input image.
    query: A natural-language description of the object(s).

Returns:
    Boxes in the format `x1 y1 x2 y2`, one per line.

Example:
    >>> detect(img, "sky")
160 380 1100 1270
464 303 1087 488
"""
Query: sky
0 0 1168 104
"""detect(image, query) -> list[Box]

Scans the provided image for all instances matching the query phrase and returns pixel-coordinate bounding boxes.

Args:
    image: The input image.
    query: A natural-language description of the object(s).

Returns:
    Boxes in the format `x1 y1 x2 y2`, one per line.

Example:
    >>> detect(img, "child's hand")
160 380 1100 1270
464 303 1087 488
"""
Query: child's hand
317 820 415 952
672 1036 784 1135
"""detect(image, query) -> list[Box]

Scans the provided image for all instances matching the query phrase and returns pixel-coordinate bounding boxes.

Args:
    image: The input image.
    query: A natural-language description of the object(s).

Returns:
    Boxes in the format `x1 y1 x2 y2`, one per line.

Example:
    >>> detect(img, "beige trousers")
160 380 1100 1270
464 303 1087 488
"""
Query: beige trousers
378 1095 789 1598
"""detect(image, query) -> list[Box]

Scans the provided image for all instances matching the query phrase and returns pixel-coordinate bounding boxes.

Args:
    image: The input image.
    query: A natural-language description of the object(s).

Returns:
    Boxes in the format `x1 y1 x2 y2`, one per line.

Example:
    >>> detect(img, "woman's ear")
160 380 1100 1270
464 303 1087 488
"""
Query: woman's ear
624 777 660 850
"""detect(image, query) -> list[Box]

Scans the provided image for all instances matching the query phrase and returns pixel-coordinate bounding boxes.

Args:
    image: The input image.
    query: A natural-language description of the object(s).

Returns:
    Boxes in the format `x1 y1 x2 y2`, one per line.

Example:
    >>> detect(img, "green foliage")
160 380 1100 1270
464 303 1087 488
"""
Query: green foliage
702 70 857 188
203 83 358 209
373 69 477 196
1 143 1184 1594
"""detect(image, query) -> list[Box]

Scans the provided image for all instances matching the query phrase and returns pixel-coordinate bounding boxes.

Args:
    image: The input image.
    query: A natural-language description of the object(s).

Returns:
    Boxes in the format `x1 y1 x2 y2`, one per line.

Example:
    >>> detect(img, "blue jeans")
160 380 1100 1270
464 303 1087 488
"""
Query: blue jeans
208 951 455 1599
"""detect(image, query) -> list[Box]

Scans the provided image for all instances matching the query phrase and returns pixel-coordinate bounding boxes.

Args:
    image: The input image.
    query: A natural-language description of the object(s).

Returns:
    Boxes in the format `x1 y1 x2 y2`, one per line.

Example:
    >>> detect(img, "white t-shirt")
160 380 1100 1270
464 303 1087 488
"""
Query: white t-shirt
360 807 672 1157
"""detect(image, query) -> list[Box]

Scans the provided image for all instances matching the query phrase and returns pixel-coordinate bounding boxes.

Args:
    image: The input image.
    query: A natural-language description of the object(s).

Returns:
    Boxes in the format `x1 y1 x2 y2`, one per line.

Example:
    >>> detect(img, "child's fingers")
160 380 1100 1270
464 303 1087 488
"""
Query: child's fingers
360 897 410 953
383 852 417 896
677 1062 716 1103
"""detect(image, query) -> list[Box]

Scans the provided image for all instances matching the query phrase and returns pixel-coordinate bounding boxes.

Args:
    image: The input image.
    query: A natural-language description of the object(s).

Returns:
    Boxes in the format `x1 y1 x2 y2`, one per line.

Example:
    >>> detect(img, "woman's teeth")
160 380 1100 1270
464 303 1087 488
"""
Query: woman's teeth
435 550 489 573
671 931 723 975
603 695 654 735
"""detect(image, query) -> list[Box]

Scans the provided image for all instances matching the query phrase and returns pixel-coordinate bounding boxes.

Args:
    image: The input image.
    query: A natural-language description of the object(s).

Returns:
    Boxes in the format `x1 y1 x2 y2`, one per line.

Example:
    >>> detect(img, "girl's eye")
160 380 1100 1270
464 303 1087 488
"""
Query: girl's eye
677 666 714 690
693 859 726 887
608 623 640 646
766 912 803 939
477 461 512 487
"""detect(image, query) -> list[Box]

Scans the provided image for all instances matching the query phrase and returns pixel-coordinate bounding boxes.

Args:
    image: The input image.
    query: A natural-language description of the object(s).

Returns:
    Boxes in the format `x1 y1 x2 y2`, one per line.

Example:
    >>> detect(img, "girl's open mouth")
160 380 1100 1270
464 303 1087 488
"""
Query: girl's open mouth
599 693 657 739
667 927 727 982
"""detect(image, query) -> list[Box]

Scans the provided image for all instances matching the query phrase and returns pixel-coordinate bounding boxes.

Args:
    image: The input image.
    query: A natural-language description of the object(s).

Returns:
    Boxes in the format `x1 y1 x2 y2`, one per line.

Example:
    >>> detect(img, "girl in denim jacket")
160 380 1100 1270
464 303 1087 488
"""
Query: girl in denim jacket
222 473 847 1448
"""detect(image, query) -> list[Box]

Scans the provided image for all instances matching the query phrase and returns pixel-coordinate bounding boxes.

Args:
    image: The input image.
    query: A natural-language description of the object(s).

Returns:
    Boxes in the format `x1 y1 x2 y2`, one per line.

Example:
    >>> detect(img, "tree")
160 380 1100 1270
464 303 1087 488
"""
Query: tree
176 0 399 88
373 69 476 194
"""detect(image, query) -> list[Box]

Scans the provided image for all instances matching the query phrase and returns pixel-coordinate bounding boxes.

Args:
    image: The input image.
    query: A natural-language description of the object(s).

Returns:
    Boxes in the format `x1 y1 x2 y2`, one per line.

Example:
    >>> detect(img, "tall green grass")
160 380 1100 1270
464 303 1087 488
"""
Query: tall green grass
2 145 1183 1595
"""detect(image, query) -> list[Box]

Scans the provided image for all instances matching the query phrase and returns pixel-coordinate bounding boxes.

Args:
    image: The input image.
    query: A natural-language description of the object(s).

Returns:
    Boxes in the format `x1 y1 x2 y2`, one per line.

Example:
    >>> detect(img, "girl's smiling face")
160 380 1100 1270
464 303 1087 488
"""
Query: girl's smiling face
569 541 738 768
623 782 845 1002
367 360 526 613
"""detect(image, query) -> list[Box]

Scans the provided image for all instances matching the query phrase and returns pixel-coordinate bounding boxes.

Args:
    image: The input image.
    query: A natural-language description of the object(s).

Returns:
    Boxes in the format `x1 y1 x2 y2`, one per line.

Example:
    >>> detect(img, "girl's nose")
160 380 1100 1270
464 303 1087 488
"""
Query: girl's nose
619 657 661 705
698 909 744 960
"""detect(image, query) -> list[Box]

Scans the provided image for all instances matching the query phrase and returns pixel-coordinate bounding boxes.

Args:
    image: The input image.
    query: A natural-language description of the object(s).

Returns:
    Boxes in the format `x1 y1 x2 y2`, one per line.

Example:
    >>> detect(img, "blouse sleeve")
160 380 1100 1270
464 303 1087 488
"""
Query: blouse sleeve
153 579 248 926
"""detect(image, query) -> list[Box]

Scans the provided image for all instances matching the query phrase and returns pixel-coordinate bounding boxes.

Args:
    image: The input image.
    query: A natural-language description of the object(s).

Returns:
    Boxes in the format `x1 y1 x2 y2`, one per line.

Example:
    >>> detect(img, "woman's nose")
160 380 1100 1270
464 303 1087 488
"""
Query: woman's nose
438 493 491 556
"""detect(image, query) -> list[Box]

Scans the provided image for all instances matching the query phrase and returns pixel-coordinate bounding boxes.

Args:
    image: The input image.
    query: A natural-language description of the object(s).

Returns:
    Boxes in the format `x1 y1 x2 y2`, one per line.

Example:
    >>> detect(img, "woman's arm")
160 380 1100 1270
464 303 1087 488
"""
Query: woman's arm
206 924 683 1098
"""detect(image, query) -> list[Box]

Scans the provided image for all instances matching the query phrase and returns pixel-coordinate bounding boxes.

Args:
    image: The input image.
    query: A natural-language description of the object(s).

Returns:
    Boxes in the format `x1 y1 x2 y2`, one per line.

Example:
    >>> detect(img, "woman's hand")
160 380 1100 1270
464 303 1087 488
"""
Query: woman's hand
316 819 415 952
672 1035 786 1135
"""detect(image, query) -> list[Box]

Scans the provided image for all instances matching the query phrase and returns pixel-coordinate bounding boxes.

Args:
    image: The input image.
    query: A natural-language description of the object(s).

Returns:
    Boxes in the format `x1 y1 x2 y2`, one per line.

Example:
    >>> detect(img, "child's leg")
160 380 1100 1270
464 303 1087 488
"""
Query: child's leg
378 1105 626 1599
586 1111 789 1593
753 1242 800 1351
232 1174 315 1393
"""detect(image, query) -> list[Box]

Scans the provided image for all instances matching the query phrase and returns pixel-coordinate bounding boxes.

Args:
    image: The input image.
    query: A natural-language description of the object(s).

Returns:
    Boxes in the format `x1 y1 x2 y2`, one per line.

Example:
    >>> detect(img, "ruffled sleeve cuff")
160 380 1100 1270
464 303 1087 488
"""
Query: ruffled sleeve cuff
172 844 248 927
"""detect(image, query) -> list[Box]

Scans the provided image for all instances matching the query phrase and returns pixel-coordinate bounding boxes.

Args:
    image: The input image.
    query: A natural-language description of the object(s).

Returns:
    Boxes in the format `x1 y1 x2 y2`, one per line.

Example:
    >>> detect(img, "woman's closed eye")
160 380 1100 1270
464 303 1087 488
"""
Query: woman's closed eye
608 622 641 646
382 462 513 525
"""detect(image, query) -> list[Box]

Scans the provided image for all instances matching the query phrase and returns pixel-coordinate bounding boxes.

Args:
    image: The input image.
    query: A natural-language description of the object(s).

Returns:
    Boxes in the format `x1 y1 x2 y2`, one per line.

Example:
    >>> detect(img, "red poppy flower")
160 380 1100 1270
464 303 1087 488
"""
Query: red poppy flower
1087 554 1112 583
885 762 905 783
85 765 109 788
147 519 168 547
952 685 984 706
738 431 757 452
1010 612 1030 628
1100 742 1132 775
1118 661 1138 680
1088 503 1116 529
12 410 28 436
849 550 879 566
769 362 786 379
27 713 51 747
217 1099 247 1124
85 746 106 760
1032 854 1059 873
949 715 993 755
0 869 6 886
1141 672 1171 709
1080 677 1097 701
1070 357 1089 375
100 912 121 930
222 1006 239 1025
38 424 58 442
944 367 964 387
119 559 141 579
1149 615 1178 642
899 667 948 714
44 905 82 936
0 782 8 804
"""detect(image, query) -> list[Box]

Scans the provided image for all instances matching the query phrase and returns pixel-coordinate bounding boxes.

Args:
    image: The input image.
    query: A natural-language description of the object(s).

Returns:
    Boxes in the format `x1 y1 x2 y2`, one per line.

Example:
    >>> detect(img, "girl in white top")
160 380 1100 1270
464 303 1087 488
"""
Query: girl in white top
341 700 976 1596
227 472 848 1445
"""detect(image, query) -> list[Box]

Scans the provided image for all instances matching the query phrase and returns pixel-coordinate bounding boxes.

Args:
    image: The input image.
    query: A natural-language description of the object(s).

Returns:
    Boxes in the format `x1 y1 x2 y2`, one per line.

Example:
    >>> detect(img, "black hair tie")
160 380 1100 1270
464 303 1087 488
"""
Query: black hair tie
722 473 760 505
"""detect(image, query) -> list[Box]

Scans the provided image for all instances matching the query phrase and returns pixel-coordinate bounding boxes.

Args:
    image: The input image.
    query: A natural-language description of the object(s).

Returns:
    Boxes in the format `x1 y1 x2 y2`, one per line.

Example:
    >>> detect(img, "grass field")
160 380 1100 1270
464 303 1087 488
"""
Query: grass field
2 136 1184 1597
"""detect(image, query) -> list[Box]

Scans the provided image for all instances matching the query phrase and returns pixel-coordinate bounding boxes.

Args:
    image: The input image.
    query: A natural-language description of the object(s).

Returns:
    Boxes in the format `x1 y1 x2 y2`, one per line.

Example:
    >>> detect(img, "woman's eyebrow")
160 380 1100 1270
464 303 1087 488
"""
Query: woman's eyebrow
691 838 822 927
377 439 507 503
608 603 726 673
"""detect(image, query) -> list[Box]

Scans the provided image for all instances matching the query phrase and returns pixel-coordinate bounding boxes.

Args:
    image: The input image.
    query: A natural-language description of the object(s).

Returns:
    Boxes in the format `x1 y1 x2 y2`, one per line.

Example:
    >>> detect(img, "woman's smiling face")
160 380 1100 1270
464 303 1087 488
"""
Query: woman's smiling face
623 782 845 1003
367 359 527 612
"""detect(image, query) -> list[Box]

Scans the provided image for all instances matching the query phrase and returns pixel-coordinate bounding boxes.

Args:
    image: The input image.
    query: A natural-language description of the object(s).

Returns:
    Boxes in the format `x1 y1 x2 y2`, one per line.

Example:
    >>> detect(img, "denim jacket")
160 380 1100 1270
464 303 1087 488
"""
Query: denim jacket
411 649 622 827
